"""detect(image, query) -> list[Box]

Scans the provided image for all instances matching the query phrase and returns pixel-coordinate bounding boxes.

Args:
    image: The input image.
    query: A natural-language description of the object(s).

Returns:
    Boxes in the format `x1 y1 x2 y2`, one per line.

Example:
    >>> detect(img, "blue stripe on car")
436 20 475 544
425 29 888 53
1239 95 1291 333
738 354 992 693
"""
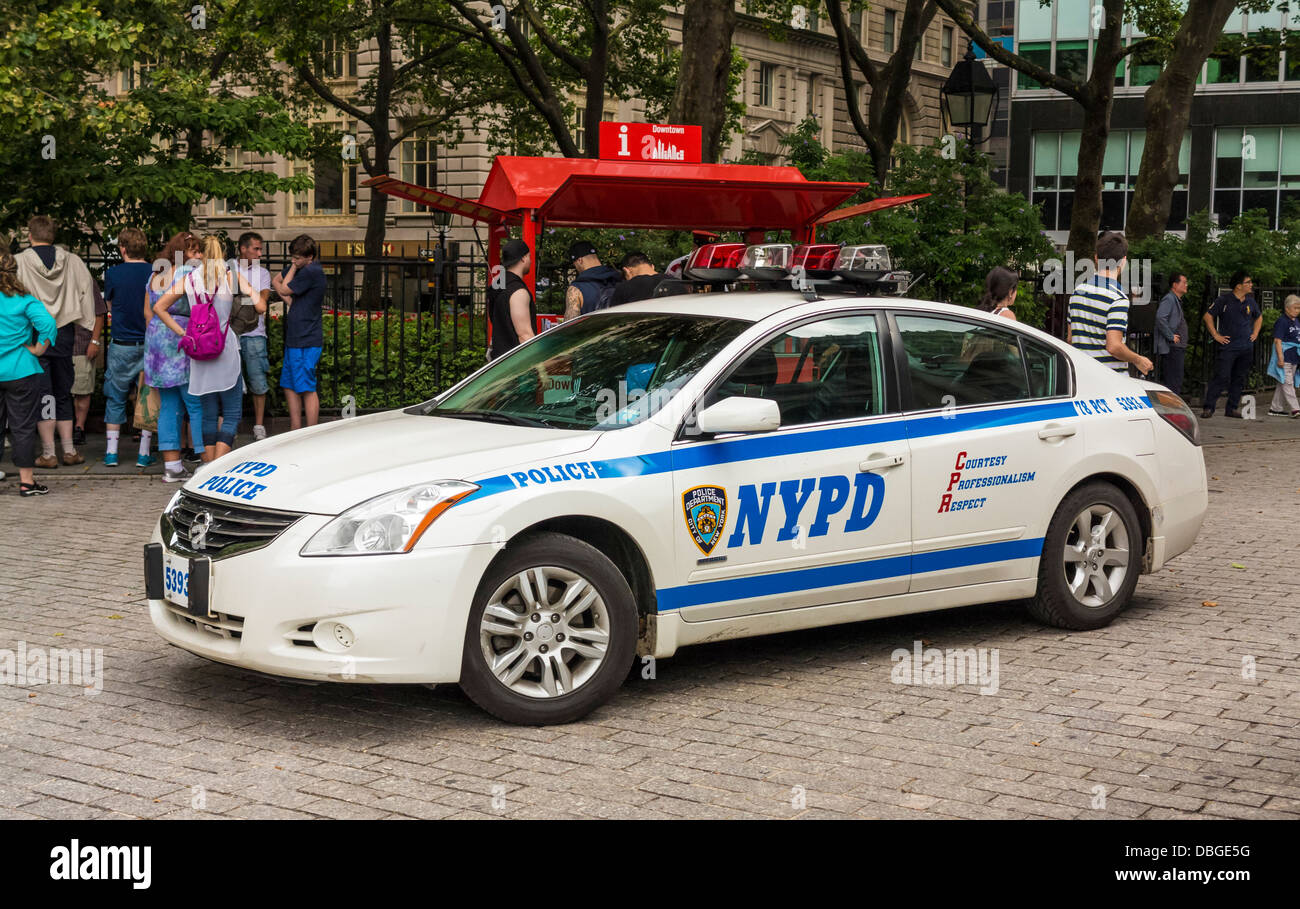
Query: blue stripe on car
463 399 1080 502
655 537 1045 611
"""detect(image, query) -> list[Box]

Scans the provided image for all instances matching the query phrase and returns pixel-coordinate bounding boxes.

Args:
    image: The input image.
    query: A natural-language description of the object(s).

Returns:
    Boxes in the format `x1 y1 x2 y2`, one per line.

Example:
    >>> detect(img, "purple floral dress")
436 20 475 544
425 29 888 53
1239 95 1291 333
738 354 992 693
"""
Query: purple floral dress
144 265 194 389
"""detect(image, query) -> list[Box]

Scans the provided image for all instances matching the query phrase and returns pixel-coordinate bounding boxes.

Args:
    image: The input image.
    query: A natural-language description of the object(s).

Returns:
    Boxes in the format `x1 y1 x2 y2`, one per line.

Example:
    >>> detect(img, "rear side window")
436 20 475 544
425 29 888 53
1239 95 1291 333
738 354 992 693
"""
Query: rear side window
896 314 1037 409
1022 337 1070 398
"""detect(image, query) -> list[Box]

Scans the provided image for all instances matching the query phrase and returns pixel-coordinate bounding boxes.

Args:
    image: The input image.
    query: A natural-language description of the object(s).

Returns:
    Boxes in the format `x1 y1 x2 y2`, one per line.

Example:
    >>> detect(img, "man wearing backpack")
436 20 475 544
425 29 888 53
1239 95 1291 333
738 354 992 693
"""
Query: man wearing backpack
562 240 622 320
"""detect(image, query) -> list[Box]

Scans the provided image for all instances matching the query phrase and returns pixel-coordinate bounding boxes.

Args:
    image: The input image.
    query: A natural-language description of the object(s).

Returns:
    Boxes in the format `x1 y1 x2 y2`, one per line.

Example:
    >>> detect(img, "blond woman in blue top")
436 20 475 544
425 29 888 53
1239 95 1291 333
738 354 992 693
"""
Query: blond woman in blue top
0 247 59 495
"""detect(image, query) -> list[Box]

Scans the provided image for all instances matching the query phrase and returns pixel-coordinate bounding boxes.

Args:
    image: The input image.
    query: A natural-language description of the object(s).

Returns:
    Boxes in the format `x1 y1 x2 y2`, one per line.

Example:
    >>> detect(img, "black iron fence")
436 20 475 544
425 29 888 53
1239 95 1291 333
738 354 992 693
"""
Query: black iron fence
1039 280 1296 406
83 245 493 415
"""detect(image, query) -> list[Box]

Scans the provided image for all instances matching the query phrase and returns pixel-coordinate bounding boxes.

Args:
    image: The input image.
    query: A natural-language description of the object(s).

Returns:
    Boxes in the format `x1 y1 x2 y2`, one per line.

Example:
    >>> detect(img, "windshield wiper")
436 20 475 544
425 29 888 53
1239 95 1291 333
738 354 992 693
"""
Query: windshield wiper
434 409 553 428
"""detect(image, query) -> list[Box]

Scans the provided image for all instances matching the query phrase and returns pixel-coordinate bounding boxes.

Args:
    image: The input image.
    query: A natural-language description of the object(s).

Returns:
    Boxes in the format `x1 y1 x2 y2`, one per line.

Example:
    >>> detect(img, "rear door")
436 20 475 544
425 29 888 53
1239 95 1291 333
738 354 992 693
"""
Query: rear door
890 311 1081 592
664 312 913 621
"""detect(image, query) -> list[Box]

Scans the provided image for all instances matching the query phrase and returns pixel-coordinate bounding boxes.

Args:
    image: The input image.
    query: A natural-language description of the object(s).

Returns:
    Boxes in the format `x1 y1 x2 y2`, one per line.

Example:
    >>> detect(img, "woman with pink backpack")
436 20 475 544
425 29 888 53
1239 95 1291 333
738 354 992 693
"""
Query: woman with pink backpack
152 234 258 462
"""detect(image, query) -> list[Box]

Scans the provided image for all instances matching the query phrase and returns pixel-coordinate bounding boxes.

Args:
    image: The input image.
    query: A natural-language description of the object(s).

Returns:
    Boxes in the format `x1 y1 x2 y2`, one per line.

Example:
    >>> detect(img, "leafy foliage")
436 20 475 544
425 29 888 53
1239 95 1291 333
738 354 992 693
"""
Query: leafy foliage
0 1 317 248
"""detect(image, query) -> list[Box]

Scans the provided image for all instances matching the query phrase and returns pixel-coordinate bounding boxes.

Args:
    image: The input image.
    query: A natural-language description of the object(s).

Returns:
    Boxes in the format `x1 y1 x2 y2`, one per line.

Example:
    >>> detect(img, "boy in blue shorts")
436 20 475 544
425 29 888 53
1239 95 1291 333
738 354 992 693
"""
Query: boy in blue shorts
272 234 325 430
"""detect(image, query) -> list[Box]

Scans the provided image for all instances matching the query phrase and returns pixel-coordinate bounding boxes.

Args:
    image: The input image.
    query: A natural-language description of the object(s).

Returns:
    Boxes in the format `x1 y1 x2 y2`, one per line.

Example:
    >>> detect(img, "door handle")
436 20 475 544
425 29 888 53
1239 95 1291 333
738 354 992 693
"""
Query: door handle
859 453 905 472
1038 423 1077 441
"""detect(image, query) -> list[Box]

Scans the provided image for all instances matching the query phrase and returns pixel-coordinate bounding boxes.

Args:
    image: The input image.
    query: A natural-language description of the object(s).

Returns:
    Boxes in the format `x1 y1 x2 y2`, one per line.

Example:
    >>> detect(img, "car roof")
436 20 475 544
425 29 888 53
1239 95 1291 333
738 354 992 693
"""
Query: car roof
603 290 998 323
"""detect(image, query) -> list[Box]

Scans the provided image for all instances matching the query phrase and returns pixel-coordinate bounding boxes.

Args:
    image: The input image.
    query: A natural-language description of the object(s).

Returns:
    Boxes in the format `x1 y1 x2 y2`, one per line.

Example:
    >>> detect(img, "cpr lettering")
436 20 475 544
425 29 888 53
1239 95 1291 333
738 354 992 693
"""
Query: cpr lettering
509 461 598 487
728 473 885 546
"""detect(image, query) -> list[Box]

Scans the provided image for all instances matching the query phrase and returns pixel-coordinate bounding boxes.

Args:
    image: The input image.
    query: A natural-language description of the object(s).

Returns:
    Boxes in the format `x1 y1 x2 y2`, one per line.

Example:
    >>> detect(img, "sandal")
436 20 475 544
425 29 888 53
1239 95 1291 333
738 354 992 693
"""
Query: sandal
19 482 49 497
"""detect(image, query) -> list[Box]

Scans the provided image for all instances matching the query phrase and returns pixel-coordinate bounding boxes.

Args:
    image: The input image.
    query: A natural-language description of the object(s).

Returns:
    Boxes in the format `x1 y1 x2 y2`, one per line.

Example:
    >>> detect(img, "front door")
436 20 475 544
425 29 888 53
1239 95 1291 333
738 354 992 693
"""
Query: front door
664 313 913 622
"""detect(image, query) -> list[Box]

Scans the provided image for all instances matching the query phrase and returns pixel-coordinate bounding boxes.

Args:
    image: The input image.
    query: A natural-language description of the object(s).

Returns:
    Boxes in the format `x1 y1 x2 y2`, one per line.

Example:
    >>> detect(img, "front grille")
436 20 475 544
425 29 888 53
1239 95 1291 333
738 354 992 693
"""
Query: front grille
164 602 244 639
163 491 303 560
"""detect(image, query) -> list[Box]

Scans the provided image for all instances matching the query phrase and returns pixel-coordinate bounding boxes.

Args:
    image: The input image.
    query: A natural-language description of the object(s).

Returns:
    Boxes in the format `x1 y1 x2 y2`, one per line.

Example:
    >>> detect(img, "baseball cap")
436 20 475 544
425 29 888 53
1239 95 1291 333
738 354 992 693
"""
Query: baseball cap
501 238 530 267
567 239 598 262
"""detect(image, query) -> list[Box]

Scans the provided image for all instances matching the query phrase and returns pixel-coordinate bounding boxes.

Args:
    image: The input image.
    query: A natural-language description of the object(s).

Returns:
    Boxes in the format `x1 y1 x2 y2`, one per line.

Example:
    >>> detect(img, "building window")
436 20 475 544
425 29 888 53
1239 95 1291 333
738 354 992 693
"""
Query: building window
399 131 437 213
1032 130 1191 232
211 148 247 217
850 7 864 40
1214 126 1300 229
573 106 615 155
119 58 158 92
320 37 358 79
1018 42 1051 89
942 26 953 67
758 63 776 107
883 9 896 54
292 122 358 218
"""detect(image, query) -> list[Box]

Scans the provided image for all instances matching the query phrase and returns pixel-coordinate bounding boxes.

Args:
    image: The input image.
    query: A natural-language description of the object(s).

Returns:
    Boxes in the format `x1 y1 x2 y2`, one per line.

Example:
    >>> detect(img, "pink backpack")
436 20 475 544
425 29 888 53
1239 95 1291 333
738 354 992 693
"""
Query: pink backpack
179 269 230 361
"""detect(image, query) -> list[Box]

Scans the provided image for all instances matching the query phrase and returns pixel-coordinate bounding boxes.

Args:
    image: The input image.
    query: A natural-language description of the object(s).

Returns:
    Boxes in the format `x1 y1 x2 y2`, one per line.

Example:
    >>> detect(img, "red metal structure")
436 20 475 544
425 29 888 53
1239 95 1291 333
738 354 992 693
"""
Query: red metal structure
363 155 927 295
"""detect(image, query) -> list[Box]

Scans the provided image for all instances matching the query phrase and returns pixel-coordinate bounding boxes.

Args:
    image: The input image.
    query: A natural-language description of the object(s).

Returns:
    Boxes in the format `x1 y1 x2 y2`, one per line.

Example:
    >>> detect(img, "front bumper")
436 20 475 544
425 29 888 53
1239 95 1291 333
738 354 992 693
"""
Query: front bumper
147 514 496 684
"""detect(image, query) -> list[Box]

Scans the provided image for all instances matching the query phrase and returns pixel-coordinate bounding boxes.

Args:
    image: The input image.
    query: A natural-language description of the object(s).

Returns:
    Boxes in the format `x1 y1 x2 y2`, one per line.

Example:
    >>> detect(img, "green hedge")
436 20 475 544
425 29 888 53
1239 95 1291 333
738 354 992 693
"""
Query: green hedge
264 311 487 412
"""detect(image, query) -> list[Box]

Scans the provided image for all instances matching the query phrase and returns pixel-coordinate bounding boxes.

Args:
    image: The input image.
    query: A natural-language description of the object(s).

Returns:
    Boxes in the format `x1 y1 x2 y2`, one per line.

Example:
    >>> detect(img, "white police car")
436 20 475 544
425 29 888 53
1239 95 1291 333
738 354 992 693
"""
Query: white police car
146 284 1207 725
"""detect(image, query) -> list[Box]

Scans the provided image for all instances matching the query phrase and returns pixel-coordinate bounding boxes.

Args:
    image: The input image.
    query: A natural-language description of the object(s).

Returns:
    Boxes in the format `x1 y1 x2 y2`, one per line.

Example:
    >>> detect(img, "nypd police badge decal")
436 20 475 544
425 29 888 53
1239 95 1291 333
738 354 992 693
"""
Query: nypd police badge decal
683 485 727 555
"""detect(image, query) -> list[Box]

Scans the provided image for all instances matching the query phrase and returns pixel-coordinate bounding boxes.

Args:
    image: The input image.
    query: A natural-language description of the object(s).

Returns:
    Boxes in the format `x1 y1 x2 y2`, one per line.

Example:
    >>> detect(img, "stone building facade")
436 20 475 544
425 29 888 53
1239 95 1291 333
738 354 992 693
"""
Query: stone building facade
133 4 970 254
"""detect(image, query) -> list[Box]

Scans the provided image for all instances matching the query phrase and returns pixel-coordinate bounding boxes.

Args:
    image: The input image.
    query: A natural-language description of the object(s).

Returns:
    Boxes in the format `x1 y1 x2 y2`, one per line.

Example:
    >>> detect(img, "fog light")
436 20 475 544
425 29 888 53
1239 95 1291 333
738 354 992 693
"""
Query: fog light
313 621 355 653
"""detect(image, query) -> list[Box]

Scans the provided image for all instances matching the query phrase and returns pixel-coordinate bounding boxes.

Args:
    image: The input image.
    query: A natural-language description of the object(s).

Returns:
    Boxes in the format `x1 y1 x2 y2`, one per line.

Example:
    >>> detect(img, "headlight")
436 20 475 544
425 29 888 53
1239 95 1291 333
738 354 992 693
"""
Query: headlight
301 481 478 556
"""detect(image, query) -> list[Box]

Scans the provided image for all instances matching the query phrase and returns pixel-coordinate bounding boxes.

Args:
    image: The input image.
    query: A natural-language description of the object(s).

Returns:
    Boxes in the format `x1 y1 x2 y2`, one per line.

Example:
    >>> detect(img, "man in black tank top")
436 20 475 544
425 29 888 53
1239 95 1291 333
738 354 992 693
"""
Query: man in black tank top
488 239 536 360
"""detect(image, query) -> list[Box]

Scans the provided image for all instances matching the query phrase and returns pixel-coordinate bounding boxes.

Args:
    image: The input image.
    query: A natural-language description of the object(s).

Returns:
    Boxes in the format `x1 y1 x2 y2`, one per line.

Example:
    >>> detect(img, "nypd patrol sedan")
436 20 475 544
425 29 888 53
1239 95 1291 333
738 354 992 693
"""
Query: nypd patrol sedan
145 293 1207 725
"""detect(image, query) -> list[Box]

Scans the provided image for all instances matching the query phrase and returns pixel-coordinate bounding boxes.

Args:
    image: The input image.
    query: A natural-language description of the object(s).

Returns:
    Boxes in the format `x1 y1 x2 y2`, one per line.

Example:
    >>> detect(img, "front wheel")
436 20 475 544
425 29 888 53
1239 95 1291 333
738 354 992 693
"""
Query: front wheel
1025 482 1143 630
459 532 637 725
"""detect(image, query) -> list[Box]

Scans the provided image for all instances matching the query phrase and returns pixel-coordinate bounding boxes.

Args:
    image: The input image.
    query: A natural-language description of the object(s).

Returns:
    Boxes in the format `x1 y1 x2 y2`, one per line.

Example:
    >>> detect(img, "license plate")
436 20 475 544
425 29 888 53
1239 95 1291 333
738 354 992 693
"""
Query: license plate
163 551 190 609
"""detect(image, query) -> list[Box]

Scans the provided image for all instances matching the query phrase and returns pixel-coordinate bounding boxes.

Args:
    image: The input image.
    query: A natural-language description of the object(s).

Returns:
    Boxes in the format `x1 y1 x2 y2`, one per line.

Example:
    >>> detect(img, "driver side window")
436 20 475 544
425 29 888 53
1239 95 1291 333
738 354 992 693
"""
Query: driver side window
710 314 887 427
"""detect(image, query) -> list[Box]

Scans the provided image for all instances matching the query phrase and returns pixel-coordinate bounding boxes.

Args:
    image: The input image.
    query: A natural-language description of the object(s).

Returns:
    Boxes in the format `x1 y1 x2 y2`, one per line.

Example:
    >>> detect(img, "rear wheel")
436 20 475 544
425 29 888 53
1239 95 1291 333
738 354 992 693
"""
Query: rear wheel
459 532 637 725
1026 482 1142 630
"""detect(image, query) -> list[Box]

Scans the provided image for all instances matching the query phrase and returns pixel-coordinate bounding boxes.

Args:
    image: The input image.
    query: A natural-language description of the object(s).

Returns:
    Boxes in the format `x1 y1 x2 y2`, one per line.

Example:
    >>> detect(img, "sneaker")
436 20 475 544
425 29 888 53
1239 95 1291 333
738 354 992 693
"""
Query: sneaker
1269 409 1289 416
137 454 158 468
34 454 58 469
19 482 49 497
1200 410 1213 419
1292 411 1300 419
162 467 191 484
72 426 86 447
103 452 118 467
253 425 268 441
181 448 200 465
1225 411 1243 419
61 451 84 465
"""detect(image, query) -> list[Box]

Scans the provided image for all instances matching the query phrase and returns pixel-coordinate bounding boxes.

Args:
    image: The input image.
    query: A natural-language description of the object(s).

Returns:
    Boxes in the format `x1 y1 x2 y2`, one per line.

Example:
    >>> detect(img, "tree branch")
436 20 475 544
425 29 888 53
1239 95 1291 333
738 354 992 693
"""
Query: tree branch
296 65 374 126
932 0 1088 103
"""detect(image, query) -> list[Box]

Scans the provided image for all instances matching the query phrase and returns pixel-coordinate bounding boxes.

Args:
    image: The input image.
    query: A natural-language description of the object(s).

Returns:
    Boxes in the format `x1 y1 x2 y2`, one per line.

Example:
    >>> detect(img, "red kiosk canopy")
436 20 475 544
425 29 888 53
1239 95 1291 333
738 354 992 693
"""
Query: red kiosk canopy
479 156 866 232
362 153 928 299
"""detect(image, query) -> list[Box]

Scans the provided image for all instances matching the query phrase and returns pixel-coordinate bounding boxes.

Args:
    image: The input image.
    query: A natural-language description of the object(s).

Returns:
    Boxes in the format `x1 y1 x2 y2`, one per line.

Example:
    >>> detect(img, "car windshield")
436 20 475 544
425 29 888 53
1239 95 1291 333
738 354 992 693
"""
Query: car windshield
411 311 751 431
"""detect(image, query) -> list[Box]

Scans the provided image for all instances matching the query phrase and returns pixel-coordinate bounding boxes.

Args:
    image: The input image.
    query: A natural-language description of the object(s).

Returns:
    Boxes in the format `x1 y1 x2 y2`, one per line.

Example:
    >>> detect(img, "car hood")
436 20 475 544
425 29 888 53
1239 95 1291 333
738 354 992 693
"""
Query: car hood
183 410 601 514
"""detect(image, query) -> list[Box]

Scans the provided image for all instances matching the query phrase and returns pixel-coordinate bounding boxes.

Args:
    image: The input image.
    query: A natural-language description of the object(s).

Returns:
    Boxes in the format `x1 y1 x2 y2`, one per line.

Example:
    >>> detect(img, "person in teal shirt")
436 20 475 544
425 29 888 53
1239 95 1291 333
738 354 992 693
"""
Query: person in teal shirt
0 248 58 495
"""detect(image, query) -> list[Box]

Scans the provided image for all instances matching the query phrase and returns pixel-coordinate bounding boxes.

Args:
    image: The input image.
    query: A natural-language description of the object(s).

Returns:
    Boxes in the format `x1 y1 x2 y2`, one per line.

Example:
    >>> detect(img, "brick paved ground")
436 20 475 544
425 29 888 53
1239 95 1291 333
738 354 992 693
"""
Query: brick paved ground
1 419 1298 820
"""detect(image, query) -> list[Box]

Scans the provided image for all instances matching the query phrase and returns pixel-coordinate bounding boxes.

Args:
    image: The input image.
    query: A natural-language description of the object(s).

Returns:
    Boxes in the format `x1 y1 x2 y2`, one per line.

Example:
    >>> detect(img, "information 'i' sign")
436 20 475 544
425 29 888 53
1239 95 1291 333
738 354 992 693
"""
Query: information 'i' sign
598 122 703 163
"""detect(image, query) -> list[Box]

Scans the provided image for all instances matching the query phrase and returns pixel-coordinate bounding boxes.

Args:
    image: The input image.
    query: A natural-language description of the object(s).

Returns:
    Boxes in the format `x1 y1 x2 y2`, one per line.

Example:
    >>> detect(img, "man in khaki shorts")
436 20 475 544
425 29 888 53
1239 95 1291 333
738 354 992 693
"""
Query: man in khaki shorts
71 285 107 447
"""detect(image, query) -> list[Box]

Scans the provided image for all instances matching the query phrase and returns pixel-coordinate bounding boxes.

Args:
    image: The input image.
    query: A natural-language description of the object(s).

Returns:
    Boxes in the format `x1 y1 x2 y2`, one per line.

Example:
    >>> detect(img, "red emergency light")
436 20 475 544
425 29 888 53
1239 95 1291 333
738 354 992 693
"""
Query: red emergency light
792 243 842 279
684 242 747 281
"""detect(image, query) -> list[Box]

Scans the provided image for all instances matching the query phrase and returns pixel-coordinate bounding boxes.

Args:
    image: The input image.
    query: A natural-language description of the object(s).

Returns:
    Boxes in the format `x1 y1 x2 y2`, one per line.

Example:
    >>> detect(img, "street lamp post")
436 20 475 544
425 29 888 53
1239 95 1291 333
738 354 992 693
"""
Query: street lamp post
940 49 1000 252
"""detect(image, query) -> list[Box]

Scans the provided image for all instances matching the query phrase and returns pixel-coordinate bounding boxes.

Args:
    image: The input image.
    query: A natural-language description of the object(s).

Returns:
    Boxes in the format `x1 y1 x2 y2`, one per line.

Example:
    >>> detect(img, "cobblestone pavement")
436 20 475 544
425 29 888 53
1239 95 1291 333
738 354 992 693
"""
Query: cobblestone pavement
1 421 1298 820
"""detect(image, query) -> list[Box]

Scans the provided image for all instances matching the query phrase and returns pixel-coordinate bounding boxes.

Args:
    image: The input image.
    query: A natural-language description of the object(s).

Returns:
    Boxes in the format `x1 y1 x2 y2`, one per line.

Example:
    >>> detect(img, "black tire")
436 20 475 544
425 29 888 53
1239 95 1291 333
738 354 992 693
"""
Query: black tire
1026 482 1143 630
459 532 637 725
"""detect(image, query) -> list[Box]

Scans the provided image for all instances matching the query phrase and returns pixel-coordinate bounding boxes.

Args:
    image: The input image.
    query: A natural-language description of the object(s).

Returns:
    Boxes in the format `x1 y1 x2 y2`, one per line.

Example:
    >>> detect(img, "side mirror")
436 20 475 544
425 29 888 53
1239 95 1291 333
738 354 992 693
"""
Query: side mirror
695 396 781 434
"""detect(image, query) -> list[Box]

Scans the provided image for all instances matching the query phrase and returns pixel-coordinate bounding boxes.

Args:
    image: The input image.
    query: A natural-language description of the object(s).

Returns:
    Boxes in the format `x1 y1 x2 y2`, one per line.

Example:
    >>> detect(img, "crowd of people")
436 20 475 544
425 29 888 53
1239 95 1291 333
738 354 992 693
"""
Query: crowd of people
0 216 326 496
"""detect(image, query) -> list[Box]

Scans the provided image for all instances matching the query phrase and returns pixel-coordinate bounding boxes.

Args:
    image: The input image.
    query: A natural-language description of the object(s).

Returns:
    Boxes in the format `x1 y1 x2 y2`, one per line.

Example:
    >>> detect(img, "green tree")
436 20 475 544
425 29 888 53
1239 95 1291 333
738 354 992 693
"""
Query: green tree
0 1 316 248
935 0 1150 260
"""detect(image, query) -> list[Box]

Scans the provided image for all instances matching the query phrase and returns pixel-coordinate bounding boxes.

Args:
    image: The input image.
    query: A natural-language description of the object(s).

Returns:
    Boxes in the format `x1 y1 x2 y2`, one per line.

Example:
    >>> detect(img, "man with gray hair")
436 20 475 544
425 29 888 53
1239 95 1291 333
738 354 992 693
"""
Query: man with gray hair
1155 272 1189 395
14 215 98 467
